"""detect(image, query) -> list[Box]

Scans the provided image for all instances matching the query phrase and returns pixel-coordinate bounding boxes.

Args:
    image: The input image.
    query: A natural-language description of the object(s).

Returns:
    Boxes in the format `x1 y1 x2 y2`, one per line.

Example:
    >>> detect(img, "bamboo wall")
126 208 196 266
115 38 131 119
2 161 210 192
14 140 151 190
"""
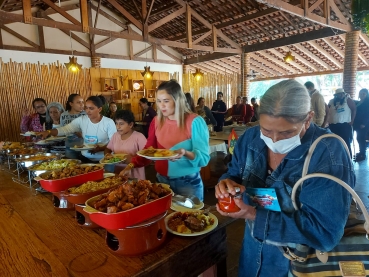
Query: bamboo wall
0 59 92 141
182 72 240 110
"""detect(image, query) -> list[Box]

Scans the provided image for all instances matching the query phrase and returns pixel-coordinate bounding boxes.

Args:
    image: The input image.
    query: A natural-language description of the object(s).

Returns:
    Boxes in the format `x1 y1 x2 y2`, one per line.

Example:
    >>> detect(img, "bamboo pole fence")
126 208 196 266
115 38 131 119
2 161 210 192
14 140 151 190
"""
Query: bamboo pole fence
183 72 240 110
0 58 92 141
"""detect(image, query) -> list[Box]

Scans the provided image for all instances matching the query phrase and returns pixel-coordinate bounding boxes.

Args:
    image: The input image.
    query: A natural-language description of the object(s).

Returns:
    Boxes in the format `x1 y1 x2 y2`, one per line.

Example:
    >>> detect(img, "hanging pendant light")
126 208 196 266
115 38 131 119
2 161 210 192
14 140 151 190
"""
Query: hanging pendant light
192 68 204 81
65 31 82 73
141 66 154 78
65 56 82 72
283 51 295 63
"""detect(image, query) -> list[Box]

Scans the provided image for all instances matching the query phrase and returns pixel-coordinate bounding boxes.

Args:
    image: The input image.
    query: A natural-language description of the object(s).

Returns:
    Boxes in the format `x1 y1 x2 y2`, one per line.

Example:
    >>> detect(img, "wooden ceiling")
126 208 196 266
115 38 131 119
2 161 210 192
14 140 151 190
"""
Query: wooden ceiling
0 0 367 80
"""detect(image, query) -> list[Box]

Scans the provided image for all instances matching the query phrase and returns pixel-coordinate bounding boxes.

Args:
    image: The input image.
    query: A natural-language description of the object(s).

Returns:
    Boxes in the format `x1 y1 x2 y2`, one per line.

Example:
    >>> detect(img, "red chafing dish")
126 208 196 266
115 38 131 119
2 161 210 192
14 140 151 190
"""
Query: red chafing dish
37 164 104 192
83 190 172 230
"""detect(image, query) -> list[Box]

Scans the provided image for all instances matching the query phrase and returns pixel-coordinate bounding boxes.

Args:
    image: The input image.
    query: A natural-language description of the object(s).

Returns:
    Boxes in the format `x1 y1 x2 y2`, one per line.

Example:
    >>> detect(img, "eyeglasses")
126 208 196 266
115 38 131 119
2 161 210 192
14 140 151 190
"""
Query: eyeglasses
35 105 46 109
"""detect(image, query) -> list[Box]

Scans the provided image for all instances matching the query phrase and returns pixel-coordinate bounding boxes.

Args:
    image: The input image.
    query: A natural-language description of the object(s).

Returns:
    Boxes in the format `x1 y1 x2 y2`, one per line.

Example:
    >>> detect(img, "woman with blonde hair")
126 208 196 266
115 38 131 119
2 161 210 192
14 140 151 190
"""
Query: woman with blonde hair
120 80 210 200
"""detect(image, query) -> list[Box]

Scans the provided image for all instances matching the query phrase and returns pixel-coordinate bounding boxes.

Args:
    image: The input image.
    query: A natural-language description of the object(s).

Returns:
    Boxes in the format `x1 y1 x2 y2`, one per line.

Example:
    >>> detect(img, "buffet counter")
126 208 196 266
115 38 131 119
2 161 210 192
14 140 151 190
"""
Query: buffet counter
0 169 235 277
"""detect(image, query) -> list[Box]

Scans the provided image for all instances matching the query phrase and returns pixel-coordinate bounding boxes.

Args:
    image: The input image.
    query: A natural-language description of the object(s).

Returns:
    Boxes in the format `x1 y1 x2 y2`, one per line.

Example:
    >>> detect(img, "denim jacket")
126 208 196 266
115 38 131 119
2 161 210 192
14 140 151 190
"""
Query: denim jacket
220 123 355 276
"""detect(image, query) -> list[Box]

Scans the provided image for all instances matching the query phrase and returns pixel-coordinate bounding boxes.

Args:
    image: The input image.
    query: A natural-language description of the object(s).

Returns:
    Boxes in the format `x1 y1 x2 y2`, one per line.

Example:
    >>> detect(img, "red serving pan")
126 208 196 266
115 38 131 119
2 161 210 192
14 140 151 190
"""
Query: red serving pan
37 164 104 192
84 190 172 230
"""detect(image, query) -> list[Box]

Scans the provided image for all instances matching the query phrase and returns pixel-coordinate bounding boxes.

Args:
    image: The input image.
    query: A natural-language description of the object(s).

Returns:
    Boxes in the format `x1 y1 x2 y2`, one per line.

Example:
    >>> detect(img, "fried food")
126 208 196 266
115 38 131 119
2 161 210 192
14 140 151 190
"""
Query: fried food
3 142 23 150
43 165 102 180
138 147 176 157
67 176 125 194
91 180 171 213
101 154 127 164
167 212 215 234
9 148 42 155
21 155 57 162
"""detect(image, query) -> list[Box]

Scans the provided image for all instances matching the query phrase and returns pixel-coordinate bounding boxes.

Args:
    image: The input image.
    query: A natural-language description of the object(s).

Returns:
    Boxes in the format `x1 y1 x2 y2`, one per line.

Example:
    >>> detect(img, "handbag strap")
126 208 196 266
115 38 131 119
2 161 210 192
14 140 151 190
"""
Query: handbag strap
291 134 369 235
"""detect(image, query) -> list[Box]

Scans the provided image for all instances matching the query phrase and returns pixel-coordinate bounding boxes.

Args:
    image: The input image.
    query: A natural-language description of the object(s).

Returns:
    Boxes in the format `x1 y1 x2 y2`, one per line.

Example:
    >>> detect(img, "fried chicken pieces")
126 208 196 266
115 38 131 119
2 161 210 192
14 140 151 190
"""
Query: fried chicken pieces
92 180 171 214
167 212 215 234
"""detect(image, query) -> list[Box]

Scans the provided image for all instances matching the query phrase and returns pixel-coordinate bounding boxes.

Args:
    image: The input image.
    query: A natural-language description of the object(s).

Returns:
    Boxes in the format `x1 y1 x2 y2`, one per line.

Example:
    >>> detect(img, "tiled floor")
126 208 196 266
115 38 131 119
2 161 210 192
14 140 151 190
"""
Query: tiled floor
200 148 369 277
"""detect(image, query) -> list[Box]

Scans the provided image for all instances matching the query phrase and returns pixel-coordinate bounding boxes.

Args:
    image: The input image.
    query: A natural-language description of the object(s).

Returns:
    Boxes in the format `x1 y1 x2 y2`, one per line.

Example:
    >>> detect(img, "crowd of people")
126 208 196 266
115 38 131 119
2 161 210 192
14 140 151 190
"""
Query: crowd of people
19 78 367 276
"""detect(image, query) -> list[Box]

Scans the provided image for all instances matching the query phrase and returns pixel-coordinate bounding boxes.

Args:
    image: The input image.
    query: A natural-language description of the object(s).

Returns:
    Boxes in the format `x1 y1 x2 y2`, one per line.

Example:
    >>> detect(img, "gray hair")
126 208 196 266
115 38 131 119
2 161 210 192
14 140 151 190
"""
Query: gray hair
46 102 65 122
259 79 311 123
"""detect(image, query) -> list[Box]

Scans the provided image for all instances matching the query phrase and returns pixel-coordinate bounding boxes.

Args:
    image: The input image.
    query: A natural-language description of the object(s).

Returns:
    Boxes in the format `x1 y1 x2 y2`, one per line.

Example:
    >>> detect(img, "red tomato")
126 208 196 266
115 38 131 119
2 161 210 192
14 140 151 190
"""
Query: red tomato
218 197 240 213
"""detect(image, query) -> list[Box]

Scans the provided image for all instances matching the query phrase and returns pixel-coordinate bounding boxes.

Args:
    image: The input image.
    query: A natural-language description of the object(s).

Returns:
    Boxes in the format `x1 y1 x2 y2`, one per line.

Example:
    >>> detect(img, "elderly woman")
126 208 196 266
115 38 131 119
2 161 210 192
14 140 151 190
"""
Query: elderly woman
215 79 355 276
45 102 65 130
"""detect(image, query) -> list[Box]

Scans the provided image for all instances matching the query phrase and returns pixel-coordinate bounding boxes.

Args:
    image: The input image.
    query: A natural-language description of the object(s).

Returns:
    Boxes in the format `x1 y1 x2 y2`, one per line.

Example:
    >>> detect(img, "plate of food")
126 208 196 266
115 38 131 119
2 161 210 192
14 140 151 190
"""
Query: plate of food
45 136 66 141
35 140 54 145
137 147 178 160
99 154 127 164
170 201 205 212
71 144 95 151
165 211 218 236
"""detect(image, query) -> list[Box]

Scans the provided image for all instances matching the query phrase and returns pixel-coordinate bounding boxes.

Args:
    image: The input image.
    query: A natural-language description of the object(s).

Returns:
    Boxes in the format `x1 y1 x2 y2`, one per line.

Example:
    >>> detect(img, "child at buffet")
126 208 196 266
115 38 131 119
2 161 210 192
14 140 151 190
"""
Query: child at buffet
104 110 147 179
119 80 210 201
60 94 86 159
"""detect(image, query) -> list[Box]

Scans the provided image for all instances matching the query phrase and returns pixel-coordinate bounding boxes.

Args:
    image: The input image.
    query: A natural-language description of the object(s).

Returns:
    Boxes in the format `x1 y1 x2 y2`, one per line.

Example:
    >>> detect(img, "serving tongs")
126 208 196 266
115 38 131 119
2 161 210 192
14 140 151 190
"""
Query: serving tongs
172 194 201 209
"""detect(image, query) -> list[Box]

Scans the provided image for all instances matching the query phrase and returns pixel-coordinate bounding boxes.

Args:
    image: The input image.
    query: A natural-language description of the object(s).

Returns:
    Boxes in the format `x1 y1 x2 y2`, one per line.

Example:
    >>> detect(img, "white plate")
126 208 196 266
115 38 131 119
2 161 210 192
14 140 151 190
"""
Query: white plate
165 212 218 237
103 173 116 178
35 140 53 145
70 145 94 151
136 150 179 161
20 132 36 136
99 154 127 165
170 201 205 212
45 136 66 141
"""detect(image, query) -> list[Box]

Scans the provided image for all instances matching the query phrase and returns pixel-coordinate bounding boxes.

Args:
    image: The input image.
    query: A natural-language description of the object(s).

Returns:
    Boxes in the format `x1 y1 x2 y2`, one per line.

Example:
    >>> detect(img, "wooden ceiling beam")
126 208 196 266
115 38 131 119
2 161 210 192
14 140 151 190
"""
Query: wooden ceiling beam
90 3 127 29
41 13 90 49
322 37 344 58
255 0 353 32
306 40 341 69
186 4 192 48
156 45 182 63
243 27 345 53
106 0 143 31
293 43 331 69
205 60 240 73
174 0 241 50
280 46 319 71
40 0 81 26
192 30 211 45
22 0 32 24
203 61 239 73
94 30 126 49
250 53 288 75
0 23 39 48
134 45 152 57
264 49 302 73
0 0 6 10
79 0 89 33
192 63 218 74
45 4 80 15
148 6 186 32
249 59 277 76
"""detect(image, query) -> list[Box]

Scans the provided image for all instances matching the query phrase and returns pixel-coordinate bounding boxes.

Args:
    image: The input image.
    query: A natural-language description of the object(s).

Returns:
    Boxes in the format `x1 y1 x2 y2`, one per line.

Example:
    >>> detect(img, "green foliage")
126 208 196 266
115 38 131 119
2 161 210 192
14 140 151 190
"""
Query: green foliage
352 0 369 33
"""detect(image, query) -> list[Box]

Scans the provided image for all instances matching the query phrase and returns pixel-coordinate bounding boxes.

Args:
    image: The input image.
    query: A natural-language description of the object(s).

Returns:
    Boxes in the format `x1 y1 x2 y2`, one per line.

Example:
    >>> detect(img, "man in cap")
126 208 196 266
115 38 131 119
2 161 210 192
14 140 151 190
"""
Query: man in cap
304 81 326 127
211 92 227 132
327 88 356 157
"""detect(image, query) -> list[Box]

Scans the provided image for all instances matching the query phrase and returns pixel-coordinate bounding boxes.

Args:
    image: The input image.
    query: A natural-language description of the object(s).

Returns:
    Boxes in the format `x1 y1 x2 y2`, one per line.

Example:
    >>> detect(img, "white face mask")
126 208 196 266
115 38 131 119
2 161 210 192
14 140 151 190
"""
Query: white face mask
260 126 303 154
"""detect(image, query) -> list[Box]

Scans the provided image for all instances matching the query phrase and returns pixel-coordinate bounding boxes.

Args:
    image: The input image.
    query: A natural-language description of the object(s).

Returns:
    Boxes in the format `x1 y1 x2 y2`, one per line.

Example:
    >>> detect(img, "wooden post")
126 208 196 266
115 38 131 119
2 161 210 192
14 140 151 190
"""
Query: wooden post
343 30 360 98
22 0 32 24
240 52 250 97
142 0 148 41
79 0 89 33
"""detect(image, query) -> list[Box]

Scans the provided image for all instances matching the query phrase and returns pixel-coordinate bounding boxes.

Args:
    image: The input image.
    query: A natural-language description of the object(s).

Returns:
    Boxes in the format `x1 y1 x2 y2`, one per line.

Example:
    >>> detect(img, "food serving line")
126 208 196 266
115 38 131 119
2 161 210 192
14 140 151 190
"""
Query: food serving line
0 141 236 276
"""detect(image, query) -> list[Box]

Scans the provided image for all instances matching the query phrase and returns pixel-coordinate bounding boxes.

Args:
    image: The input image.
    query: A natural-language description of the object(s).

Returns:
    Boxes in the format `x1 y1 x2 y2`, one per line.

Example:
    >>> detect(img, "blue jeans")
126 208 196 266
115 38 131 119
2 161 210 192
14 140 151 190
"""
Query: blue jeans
156 172 204 201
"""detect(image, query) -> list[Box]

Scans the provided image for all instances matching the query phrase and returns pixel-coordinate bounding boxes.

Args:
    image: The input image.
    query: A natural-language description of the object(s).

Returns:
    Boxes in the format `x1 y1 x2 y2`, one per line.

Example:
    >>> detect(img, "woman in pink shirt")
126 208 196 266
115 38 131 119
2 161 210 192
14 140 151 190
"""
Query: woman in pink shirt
105 110 147 179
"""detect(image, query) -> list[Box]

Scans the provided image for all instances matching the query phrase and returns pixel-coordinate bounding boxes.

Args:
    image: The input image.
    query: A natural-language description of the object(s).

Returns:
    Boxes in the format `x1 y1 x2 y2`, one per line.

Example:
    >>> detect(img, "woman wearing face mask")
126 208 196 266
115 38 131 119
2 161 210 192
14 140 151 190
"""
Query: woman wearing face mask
215 79 355 277
38 95 116 162
21 98 47 133
119 80 210 201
